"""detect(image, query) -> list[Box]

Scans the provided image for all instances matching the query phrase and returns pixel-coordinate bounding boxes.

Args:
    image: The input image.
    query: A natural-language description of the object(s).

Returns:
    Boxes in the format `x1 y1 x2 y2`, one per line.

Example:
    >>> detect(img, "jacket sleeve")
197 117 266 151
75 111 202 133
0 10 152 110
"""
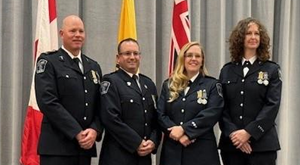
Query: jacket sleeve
218 69 239 137
182 81 224 139
244 65 282 140
35 55 82 140
100 76 142 153
89 63 103 142
157 81 177 134
148 83 162 154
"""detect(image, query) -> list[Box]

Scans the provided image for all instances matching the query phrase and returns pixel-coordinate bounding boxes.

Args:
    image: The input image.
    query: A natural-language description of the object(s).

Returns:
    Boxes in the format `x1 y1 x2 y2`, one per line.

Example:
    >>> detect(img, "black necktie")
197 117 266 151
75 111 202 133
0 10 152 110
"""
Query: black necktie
73 58 82 73
243 61 251 76
132 74 141 91
243 61 251 67
188 80 192 87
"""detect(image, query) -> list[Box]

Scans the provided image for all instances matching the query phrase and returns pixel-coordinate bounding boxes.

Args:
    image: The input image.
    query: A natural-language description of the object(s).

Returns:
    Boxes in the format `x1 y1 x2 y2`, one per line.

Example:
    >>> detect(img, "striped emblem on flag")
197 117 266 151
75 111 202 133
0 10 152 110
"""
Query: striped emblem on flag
168 0 190 76
20 0 58 164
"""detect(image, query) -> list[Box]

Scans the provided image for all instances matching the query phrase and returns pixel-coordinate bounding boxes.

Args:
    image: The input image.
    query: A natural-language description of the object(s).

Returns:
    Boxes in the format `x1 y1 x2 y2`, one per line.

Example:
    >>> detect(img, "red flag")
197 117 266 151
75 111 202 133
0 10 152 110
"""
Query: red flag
20 0 58 164
168 0 190 76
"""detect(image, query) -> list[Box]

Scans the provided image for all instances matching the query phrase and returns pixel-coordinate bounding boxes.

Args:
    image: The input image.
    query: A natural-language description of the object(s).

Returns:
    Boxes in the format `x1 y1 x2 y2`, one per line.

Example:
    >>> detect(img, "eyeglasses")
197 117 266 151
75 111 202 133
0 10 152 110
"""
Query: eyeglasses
184 53 201 59
119 51 141 56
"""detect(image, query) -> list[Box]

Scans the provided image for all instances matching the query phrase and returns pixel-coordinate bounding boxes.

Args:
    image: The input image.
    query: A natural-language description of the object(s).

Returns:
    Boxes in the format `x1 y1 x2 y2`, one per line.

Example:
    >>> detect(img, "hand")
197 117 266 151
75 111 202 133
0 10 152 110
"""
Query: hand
230 129 251 149
77 128 97 149
76 130 85 141
179 135 193 147
137 140 155 156
239 141 252 154
168 126 184 141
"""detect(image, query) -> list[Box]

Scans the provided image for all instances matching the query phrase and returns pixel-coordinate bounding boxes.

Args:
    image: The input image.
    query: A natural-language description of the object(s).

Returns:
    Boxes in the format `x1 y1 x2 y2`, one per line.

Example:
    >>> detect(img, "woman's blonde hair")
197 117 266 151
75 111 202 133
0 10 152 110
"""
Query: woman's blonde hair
168 42 208 102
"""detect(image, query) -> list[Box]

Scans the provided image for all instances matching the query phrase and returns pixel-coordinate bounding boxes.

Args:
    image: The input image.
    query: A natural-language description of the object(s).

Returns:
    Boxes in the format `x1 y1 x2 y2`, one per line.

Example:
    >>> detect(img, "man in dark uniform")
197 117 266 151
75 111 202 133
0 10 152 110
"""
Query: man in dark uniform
99 38 161 165
35 15 102 165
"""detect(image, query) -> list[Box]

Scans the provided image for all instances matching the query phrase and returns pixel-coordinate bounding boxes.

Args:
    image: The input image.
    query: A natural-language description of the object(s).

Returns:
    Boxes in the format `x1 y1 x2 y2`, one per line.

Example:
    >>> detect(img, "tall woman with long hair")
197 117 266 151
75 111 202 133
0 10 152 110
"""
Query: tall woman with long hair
218 17 282 165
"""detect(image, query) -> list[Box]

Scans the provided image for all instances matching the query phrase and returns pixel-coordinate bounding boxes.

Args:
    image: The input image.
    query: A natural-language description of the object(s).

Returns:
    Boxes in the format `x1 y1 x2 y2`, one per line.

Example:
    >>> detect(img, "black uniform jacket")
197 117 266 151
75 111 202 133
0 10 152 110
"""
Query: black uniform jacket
99 69 161 165
157 74 224 165
219 60 282 152
35 48 102 157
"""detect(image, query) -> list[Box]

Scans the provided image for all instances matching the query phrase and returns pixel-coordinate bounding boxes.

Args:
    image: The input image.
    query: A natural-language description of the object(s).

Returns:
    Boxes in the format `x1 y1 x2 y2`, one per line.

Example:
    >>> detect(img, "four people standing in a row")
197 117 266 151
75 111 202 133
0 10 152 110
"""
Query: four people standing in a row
34 15 281 165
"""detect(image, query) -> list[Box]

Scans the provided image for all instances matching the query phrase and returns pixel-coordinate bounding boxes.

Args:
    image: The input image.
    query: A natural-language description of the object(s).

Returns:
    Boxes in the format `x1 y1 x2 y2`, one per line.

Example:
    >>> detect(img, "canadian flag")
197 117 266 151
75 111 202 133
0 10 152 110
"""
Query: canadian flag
20 0 58 165
168 0 190 76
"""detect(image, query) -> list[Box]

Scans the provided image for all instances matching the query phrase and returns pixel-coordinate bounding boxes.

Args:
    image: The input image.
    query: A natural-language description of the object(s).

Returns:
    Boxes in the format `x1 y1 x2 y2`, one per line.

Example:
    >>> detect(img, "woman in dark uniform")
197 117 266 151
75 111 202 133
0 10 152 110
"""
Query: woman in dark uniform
219 17 282 165
157 42 224 165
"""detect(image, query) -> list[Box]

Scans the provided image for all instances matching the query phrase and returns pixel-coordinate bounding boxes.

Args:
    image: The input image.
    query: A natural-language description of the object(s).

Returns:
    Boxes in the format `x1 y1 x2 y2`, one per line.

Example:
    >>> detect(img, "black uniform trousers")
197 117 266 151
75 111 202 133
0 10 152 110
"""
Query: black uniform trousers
221 151 277 165
40 155 91 165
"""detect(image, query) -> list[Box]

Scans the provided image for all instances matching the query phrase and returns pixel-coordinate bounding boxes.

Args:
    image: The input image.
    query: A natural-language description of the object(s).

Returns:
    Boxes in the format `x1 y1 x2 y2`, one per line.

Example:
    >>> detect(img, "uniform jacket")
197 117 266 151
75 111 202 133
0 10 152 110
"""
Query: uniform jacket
219 60 282 152
99 69 161 165
157 74 224 165
35 48 102 157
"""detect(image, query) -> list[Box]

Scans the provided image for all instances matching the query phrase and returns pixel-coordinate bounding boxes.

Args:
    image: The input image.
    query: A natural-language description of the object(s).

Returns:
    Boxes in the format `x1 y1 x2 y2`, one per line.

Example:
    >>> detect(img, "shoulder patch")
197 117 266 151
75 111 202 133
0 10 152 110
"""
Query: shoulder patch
101 81 110 95
216 83 223 98
36 59 48 74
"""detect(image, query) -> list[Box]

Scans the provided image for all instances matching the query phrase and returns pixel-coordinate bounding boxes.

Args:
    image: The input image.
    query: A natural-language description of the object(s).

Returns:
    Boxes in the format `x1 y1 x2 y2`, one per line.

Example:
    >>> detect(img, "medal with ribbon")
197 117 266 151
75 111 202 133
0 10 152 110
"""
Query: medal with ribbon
257 71 269 86
263 72 269 86
197 89 207 105
91 70 100 84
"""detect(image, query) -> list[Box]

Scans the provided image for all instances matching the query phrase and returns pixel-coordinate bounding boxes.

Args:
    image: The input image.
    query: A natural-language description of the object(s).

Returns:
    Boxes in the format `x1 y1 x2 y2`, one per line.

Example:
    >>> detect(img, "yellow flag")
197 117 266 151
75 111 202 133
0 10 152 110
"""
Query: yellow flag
118 0 137 43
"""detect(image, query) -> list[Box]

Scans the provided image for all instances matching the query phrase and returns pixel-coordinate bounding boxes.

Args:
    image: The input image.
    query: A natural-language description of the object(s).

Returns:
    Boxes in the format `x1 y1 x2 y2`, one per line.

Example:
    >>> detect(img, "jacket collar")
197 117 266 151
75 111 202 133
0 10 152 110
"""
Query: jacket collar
58 48 92 75
117 69 148 96
231 59 264 78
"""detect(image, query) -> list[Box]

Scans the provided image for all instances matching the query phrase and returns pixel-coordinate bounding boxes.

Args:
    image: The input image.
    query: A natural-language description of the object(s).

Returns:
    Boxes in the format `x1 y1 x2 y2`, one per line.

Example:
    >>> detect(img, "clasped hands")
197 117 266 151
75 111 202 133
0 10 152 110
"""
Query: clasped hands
230 129 252 154
168 126 194 147
137 140 155 156
76 128 97 150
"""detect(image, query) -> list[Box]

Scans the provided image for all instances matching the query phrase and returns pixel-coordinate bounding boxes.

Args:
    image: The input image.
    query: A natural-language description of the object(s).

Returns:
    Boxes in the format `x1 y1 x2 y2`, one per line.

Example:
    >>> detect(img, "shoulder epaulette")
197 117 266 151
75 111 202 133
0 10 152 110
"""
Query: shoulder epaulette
139 73 152 81
105 71 117 76
266 60 278 65
82 54 97 63
223 61 234 67
44 49 58 55
204 75 216 80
